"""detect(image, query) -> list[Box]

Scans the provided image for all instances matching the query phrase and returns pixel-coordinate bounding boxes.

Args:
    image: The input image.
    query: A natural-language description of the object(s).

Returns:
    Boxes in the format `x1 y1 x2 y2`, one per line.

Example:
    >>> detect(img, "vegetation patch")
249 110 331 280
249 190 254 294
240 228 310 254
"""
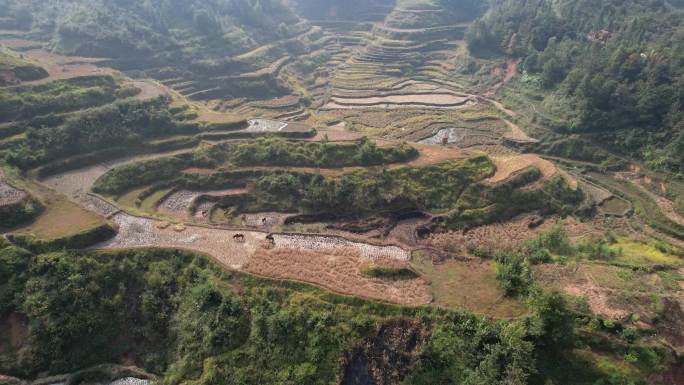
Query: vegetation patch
361 262 419 280
0 75 129 123
93 137 418 195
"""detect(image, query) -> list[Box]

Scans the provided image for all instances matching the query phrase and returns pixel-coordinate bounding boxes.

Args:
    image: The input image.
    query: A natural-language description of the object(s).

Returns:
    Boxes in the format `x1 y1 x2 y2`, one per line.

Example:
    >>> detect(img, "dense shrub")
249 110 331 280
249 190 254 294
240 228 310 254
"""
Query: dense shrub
3 98 187 168
523 223 574 262
0 246 537 384
494 253 533 297
0 196 43 230
93 137 419 195
0 76 122 123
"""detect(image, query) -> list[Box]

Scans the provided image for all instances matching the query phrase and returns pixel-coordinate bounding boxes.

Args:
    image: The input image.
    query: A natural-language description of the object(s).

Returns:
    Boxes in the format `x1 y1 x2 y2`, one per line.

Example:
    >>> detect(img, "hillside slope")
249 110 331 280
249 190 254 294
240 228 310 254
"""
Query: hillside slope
0 0 305 98
467 0 684 175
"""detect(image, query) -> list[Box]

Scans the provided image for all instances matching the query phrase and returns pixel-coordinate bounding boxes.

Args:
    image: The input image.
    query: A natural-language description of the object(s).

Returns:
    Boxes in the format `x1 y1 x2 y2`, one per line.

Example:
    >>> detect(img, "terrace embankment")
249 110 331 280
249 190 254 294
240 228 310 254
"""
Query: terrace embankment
323 92 476 110
32 147 429 305
486 154 559 184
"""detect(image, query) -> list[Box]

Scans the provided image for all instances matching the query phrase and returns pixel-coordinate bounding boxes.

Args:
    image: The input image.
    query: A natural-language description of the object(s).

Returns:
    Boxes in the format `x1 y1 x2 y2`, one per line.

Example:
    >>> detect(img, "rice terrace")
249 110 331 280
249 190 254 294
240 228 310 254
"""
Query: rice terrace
1 0 684 384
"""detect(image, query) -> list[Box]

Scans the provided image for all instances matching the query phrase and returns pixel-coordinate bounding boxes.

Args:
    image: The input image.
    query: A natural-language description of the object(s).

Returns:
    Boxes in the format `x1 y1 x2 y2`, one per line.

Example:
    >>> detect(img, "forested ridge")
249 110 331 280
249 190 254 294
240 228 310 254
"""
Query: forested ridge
467 0 684 175
0 0 298 58
0 244 578 385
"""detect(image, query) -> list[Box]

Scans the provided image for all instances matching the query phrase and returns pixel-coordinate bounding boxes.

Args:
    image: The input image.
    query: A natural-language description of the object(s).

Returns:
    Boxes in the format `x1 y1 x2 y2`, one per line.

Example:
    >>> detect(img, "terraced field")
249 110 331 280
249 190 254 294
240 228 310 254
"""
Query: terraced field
2 3 684 382
0 0 666 309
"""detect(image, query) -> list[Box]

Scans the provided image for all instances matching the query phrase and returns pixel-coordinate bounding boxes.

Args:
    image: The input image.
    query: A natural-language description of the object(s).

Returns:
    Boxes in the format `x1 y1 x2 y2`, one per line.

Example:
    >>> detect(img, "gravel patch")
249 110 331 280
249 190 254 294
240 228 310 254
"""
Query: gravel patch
418 127 461 145
0 180 27 206
272 234 410 261
161 189 246 217
160 190 198 213
245 119 288 132
110 378 149 385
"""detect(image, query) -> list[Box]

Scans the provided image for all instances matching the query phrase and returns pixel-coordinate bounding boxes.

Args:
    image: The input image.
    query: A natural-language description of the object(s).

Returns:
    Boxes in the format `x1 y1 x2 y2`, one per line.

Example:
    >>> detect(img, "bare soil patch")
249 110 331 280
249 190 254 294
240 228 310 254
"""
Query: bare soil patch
1 312 28 351
245 247 432 305
18 50 114 84
403 143 470 167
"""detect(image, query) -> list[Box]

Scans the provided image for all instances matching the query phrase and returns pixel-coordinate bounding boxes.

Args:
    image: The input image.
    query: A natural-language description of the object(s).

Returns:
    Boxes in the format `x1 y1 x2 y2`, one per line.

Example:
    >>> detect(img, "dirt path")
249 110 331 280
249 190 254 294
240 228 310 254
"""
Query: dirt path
502 119 537 143
633 179 684 227
41 149 193 206
99 213 266 269
487 59 517 97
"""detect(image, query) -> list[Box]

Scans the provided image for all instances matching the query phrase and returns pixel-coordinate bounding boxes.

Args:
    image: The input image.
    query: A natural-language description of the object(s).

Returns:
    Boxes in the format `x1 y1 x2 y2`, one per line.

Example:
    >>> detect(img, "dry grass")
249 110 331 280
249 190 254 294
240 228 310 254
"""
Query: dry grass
599 197 631 217
329 93 471 106
411 255 527 318
502 119 536 142
129 80 167 101
632 178 684 226
116 186 148 209
533 263 672 322
245 247 432 305
535 262 684 347
427 215 593 255
15 183 105 240
486 154 558 184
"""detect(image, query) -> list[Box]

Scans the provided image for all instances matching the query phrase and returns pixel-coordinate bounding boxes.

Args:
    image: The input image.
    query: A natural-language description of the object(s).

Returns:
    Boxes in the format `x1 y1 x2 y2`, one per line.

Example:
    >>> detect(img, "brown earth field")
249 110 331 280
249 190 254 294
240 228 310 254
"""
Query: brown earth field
486 154 559 184
245 246 433 305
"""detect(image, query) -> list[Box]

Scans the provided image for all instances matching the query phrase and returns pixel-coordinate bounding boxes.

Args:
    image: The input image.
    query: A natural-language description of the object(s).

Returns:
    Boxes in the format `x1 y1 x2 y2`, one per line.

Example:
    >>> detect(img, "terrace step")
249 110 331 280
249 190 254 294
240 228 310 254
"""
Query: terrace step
275 108 308 121
185 87 221 99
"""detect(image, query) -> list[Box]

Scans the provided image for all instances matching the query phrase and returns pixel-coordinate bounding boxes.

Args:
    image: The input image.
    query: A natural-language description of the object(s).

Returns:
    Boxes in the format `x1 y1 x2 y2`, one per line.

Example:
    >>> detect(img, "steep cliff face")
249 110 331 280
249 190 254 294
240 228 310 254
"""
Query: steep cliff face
339 318 429 385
